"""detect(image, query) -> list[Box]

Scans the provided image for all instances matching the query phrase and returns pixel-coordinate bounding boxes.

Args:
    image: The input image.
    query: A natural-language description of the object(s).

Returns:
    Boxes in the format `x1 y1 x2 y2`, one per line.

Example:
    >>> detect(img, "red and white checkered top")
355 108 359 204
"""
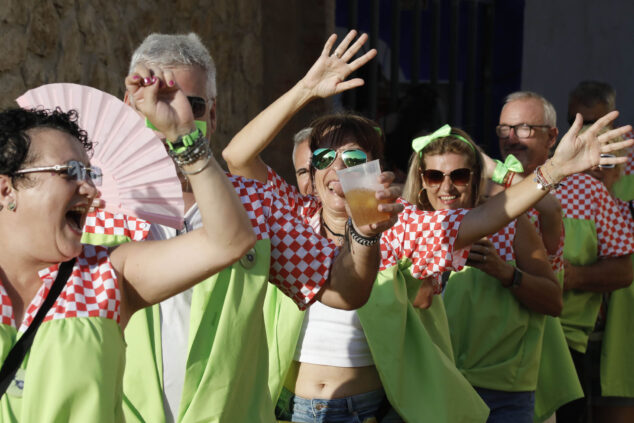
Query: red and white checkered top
487 220 517 263
267 167 470 281
83 210 150 241
615 198 634 235
83 174 337 310
0 245 119 331
526 207 565 273
267 167 319 223
554 173 634 257
228 174 337 309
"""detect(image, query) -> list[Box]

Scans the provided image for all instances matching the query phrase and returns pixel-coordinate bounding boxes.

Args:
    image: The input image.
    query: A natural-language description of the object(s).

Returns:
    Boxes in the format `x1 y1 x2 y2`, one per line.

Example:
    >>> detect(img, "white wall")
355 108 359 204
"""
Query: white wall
522 0 634 128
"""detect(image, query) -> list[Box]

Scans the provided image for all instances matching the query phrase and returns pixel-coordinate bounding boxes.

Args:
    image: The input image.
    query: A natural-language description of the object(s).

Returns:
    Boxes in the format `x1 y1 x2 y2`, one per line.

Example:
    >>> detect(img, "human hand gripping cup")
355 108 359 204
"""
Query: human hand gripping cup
338 163 402 244
337 160 390 227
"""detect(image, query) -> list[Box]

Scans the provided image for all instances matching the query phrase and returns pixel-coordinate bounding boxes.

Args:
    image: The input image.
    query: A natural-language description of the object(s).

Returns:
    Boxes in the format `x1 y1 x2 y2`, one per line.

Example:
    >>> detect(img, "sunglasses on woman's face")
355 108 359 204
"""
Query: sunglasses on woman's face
311 148 368 170
14 160 102 186
187 96 209 119
422 168 472 187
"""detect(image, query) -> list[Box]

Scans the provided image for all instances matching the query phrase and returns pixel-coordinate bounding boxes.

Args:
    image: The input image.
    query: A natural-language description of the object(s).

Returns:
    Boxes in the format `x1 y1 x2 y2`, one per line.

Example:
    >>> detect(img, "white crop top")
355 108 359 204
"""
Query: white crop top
293 300 374 367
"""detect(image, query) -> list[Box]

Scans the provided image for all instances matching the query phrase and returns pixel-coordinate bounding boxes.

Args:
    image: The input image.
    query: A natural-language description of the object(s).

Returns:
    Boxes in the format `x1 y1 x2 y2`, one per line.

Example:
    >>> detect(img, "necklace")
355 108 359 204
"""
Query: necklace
322 218 345 238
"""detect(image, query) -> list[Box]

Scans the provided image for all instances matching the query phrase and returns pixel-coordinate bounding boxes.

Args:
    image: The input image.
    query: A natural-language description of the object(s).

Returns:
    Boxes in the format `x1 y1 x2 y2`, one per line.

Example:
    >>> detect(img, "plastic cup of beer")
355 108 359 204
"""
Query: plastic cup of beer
336 159 390 227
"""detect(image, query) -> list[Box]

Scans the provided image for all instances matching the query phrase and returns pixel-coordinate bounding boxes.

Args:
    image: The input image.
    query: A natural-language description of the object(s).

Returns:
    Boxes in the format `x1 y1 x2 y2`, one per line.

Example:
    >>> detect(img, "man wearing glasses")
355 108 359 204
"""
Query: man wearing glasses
497 91 634 422
104 32 397 423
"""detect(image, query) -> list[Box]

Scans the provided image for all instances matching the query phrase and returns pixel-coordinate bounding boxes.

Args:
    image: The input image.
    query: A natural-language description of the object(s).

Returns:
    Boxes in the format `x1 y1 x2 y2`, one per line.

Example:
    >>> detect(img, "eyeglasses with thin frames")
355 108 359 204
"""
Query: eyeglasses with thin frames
14 160 102 186
496 123 550 139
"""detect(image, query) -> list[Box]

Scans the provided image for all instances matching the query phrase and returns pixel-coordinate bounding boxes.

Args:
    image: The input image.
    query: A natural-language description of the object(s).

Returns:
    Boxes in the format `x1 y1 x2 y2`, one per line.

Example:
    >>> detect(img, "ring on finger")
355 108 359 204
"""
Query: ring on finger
334 51 342 58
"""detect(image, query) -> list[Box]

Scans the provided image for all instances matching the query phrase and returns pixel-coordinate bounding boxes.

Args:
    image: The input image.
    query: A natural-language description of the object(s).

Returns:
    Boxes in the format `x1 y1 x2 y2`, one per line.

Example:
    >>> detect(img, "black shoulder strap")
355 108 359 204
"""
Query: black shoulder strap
0 258 76 398
629 200 634 221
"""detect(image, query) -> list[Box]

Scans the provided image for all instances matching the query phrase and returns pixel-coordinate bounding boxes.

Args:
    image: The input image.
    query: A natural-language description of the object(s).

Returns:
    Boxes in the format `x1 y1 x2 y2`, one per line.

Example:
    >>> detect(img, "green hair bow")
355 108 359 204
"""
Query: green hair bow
411 124 475 155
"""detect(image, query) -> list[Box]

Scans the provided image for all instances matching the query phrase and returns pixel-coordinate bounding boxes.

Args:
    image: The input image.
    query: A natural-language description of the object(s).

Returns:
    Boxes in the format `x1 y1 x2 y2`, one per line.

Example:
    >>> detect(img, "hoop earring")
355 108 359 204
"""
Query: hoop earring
417 188 427 206
8 201 16 212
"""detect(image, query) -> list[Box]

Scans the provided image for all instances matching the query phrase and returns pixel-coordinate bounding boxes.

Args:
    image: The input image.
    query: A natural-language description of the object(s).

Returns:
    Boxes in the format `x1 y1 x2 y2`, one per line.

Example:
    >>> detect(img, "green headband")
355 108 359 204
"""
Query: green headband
411 124 475 156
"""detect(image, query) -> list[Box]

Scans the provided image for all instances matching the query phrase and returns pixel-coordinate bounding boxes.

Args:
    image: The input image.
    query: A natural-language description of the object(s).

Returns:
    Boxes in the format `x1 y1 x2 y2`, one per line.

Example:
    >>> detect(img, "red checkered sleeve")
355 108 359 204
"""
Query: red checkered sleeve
556 174 634 258
488 221 517 263
526 208 565 273
83 210 150 241
591 179 634 257
266 166 320 222
380 199 470 279
615 198 634 236
229 174 337 310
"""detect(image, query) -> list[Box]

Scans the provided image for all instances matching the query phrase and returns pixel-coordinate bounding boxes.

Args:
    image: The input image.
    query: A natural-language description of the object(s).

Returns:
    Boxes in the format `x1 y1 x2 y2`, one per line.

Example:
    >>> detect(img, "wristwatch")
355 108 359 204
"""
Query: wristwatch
510 267 523 288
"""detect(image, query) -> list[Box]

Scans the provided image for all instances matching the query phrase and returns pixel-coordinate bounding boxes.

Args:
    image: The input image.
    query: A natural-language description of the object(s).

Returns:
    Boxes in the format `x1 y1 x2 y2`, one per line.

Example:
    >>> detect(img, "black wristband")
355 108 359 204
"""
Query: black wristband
346 218 381 246
509 267 523 289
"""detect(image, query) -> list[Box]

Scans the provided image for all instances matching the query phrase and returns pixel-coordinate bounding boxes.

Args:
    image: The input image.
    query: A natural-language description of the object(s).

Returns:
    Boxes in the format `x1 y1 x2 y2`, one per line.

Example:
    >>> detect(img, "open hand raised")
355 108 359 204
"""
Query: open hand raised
299 30 377 99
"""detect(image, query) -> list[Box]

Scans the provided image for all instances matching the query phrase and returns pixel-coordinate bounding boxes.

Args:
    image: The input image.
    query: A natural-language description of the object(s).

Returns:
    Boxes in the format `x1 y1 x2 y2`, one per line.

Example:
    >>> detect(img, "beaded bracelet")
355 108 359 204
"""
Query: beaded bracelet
533 163 562 191
166 129 211 166
346 218 381 246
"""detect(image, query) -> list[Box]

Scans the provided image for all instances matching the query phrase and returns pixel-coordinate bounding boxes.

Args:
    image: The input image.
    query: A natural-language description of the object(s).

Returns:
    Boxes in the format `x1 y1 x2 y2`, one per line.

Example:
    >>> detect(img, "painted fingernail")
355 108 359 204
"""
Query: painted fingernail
152 76 158 83
132 75 140 80
168 80 175 86
143 77 151 85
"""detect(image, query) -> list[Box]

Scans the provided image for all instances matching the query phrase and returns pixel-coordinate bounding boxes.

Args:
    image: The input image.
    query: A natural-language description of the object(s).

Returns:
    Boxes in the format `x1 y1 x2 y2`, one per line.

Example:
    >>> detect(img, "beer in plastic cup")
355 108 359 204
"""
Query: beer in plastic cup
336 160 390 227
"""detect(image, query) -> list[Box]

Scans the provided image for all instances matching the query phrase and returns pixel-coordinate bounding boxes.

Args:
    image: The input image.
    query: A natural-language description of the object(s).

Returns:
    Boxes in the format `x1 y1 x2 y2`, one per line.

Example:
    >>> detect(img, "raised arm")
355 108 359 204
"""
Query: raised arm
455 112 633 250
222 30 377 182
112 66 256 324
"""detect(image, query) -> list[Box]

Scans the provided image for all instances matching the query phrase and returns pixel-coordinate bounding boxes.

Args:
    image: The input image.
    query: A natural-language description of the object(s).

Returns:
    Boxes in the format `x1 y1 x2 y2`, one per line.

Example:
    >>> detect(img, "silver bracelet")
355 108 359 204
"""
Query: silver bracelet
180 151 213 175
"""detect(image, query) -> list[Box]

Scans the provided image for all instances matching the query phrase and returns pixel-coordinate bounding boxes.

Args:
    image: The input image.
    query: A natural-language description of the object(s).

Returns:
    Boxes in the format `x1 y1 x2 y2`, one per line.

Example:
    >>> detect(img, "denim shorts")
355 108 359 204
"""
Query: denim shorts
275 386 403 423
474 387 535 423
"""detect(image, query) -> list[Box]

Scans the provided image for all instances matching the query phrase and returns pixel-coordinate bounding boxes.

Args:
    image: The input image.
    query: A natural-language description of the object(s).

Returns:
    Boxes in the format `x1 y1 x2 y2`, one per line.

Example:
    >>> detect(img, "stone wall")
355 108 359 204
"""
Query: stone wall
0 0 334 181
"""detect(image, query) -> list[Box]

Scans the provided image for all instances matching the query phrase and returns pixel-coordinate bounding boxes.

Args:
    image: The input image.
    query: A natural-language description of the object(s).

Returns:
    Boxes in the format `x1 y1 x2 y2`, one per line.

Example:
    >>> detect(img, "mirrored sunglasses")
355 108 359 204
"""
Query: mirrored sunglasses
422 168 472 187
187 96 209 119
14 160 102 186
311 148 368 170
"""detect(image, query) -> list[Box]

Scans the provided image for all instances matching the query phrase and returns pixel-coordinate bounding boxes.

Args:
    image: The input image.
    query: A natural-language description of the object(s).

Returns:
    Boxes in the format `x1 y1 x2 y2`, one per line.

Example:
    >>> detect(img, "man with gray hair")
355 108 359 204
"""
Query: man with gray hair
114 31 397 423
498 91 634 422
291 127 313 195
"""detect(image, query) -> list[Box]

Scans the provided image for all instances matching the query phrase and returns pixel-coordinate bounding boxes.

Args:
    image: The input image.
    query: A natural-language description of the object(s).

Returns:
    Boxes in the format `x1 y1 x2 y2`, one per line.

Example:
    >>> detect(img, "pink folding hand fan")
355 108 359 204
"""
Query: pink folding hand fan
16 83 184 229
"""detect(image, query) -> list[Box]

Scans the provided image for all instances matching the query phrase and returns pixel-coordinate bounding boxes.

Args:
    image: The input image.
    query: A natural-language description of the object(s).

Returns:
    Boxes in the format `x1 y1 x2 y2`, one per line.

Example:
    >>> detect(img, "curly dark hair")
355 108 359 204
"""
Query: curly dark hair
0 107 92 186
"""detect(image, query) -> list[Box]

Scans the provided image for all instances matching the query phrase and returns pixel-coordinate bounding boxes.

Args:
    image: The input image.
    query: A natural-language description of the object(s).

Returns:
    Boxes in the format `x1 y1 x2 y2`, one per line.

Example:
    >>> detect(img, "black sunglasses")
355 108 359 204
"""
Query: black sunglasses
187 96 209 119
311 148 368 170
422 168 472 187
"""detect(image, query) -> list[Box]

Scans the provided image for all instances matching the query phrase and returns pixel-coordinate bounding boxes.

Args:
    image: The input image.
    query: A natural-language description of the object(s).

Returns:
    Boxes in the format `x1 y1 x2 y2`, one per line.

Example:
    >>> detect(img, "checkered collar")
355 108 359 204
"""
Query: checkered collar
0 245 120 332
